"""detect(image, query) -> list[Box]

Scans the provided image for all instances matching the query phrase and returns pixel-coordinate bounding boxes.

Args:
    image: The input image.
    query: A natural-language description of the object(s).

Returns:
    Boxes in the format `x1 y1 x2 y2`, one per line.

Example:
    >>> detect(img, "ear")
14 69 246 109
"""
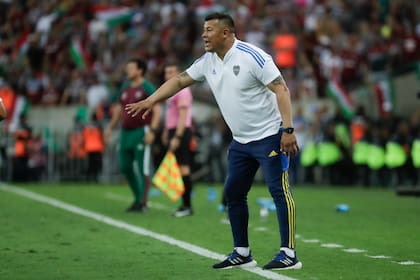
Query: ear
223 28 229 37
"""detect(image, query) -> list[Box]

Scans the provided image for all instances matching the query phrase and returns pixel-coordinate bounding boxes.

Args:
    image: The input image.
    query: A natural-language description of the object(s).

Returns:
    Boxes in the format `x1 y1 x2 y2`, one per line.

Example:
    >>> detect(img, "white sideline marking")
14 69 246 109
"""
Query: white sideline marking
394 261 419 266
0 185 297 280
366 255 392 259
302 233 419 267
104 192 168 210
365 255 392 259
254 227 268 232
320 243 343 248
342 248 366 253
301 239 321 243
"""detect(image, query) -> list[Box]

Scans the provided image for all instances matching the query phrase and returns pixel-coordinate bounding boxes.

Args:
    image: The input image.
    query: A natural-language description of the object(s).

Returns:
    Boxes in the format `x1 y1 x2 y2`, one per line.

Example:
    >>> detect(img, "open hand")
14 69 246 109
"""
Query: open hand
125 99 153 119
280 133 299 157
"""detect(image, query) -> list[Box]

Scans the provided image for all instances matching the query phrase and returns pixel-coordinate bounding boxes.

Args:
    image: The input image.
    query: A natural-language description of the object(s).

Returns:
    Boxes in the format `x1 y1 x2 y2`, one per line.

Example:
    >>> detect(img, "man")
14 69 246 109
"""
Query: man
105 58 160 212
126 13 302 270
162 62 195 217
0 97 7 121
84 112 105 182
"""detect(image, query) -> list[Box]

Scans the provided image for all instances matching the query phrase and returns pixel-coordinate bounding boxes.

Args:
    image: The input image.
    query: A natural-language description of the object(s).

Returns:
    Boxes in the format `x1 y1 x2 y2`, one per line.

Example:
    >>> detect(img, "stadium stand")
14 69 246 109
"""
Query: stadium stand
0 0 418 188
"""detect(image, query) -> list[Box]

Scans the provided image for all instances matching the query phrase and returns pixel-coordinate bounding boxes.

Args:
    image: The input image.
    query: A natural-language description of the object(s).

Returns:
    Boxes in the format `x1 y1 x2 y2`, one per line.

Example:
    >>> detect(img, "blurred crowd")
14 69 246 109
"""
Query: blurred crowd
0 0 419 186
0 0 418 105
293 103 419 187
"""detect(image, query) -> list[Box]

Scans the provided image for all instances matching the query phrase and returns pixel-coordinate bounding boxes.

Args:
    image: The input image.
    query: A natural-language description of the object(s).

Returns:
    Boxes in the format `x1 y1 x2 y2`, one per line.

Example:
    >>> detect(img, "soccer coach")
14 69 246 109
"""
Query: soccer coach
126 12 301 270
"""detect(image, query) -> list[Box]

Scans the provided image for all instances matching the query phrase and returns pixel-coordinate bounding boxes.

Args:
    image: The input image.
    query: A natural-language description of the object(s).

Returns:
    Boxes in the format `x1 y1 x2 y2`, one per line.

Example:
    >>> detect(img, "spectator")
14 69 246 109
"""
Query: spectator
66 115 87 179
85 75 109 115
27 131 46 181
26 33 45 72
391 120 417 185
83 112 104 182
289 105 308 185
41 78 59 106
0 0 417 187
12 113 31 182
60 69 87 106
245 19 266 49
19 69 49 105
272 24 298 70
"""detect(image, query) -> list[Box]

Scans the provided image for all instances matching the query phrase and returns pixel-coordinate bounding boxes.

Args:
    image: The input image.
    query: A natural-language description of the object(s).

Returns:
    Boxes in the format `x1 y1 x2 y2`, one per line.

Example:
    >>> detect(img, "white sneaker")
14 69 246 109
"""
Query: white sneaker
173 206 193 217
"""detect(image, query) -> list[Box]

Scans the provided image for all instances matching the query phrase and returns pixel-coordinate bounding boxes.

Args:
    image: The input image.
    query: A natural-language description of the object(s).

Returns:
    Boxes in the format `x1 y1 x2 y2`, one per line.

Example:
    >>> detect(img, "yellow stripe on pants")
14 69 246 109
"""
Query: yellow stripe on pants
282 171 296 249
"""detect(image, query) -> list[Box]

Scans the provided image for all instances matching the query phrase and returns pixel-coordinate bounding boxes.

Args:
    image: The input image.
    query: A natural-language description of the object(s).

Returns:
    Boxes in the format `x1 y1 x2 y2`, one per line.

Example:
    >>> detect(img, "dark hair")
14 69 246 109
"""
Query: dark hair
128 58 147 75
205 12 235 33
164 59 182 70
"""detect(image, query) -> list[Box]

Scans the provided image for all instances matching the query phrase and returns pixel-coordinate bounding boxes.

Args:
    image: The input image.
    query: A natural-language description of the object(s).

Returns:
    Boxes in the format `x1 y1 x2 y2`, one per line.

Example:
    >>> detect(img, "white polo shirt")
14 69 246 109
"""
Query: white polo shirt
187 39 283 143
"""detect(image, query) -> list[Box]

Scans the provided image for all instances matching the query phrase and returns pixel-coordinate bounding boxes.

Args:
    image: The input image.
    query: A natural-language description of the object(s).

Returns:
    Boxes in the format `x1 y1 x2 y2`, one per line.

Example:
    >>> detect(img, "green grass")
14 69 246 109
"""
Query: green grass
1 182 419 280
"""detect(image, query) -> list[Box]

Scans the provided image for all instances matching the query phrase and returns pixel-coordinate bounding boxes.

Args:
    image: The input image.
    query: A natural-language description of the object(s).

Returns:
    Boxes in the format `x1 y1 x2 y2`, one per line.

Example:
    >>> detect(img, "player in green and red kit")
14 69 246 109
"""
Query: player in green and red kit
105 58 161 212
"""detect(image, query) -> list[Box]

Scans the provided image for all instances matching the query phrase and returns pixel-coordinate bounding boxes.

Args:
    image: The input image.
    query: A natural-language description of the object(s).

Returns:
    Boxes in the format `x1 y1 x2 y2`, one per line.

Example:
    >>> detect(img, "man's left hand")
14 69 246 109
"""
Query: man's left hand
169 137 180 152
280 133 299 156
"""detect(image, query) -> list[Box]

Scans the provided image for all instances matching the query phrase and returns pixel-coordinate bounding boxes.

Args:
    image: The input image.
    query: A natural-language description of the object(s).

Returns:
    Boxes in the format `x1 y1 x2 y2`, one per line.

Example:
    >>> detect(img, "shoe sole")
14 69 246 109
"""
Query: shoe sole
217 260 258 270
265 261 303 270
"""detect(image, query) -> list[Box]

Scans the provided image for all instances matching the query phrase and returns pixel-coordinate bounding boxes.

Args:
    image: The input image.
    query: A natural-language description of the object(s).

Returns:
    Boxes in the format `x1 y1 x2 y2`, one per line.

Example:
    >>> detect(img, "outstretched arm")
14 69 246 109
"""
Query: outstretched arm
267 76 299 156
126 72 195 119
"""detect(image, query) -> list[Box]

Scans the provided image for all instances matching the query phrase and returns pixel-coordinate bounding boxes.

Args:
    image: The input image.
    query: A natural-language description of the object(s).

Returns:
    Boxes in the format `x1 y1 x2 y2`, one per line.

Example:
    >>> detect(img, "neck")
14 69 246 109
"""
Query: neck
216 36 235 60
131 76 144 87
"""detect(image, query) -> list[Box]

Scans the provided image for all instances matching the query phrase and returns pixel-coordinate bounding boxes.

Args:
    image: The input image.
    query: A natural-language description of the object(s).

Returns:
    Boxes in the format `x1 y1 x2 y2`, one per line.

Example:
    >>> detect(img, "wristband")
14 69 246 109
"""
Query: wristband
283 127 294 134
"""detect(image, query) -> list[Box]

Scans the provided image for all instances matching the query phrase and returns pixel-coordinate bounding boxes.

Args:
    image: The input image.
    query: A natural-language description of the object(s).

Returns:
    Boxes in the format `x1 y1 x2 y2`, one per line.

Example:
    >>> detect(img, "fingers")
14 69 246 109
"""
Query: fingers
280 142 299 156
125 103 151 119
169 138 180 152
124 103 137 115
280 133 300 156
141 109 151 119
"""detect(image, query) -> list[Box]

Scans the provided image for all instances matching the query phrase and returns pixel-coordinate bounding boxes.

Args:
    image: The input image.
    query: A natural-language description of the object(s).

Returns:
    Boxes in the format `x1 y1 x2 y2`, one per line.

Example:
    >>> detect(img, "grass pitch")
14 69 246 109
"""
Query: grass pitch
1 182 419 280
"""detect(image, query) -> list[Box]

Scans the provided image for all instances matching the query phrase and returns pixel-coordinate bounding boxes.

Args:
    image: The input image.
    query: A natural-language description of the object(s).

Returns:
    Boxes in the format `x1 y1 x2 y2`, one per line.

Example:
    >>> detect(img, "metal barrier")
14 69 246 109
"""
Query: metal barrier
0 127 123 183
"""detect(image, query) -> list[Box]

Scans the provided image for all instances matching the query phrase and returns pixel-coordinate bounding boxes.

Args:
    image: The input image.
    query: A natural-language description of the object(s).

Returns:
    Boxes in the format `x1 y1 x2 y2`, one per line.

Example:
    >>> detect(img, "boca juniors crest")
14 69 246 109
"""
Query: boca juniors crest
233 65 240 76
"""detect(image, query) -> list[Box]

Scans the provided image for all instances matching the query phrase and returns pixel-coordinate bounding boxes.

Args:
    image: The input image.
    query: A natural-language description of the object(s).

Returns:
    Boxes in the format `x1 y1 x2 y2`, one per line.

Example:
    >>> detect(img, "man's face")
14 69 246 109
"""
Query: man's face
164 65 179 81
126 62 142 80
202 19 225 52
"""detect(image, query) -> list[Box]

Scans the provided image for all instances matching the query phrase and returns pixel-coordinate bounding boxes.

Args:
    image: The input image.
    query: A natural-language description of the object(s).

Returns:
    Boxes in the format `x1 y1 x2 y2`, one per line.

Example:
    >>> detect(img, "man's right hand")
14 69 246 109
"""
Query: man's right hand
144 131 155 145
125 98 153 119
